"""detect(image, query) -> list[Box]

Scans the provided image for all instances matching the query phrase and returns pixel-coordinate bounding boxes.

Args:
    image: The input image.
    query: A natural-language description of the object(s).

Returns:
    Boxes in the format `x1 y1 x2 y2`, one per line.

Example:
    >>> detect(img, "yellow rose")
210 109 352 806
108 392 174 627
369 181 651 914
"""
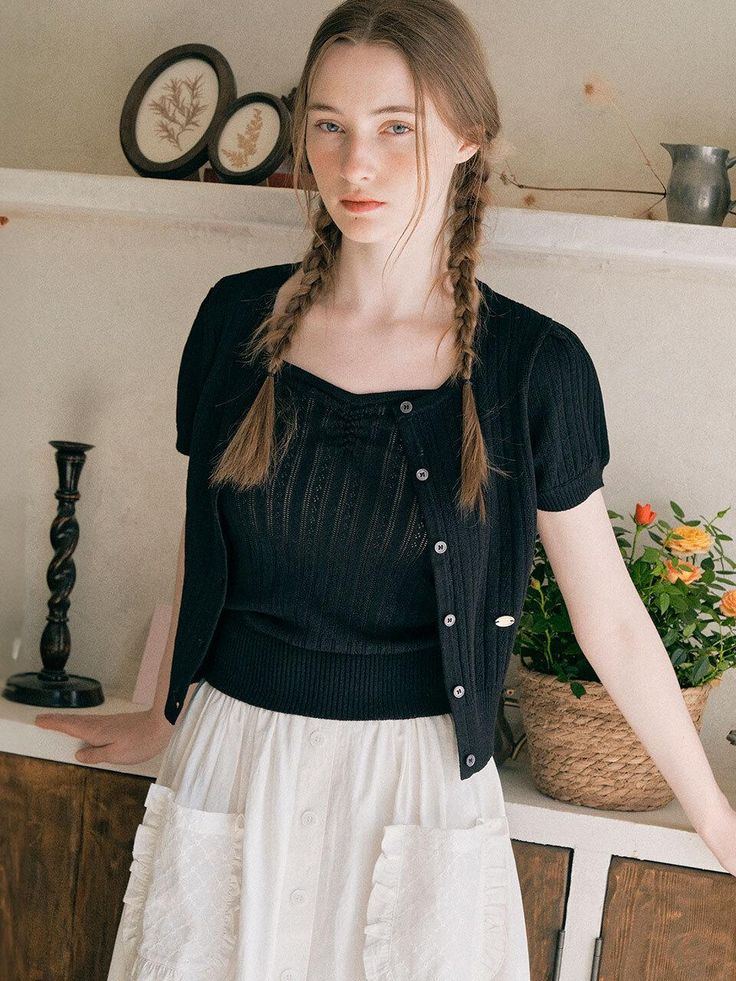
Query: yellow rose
720 590 736 618
664 525 713 555
662 558 703 584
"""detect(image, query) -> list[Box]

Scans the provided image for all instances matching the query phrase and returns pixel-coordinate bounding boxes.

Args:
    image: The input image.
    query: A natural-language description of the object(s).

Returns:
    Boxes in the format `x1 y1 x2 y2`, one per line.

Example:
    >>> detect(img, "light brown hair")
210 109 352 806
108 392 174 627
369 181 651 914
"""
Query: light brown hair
209 0 509 524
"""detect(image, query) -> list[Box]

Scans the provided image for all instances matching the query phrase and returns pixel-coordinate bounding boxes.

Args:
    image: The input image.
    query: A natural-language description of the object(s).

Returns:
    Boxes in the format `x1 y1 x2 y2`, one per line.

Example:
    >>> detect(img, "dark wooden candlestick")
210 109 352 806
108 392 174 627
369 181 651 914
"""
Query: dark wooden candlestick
3 441 104 709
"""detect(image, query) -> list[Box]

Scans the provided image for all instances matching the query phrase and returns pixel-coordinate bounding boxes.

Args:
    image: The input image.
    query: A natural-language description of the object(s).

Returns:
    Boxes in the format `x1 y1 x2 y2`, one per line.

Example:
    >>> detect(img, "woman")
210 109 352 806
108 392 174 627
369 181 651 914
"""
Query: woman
36 1 736 979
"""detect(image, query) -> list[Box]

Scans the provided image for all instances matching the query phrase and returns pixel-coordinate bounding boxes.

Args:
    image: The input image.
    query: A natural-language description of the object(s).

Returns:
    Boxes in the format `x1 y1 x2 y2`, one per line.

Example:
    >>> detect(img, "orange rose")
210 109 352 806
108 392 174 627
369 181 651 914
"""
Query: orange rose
664 525 713 555
662 558 703 584
720 590 736 618
635 502 657 525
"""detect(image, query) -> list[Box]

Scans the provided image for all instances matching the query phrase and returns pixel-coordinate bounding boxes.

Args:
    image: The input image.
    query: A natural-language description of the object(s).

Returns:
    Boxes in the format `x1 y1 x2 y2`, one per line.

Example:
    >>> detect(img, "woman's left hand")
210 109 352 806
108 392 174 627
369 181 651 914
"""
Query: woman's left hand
695 802 736 876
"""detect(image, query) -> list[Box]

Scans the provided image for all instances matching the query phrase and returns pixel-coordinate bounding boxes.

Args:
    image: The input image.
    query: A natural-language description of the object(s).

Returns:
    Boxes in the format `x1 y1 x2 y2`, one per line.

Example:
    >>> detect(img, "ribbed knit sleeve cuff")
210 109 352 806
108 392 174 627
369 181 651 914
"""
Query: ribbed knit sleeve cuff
535 461 606 512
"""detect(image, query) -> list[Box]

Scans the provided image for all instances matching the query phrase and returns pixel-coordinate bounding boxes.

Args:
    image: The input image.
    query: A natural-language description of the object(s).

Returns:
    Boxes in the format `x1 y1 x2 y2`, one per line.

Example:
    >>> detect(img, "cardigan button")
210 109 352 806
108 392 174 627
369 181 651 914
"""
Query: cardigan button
416 468 429 481
465 754 476 767
434 540 447 553
399 400 413 413
453 685 465 698
495 615 516 627
443 613 456 626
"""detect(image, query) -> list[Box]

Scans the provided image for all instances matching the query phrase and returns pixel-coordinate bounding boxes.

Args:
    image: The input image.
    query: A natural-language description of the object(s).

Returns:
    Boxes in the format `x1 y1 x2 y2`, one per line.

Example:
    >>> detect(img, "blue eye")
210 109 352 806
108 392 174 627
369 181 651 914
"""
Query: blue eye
314 122 413 135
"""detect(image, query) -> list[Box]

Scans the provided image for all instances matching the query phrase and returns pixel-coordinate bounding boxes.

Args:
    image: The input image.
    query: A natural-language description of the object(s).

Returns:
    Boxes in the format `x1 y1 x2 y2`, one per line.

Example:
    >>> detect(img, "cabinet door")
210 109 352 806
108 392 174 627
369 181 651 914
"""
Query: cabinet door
598 855 736 980
75 766 153 980
0 751 152 981
513 839 572 979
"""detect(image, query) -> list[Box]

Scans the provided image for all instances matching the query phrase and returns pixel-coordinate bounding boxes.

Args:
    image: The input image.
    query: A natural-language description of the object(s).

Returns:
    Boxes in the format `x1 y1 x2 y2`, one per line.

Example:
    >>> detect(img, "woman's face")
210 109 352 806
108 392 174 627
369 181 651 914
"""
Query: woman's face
305 42 477 245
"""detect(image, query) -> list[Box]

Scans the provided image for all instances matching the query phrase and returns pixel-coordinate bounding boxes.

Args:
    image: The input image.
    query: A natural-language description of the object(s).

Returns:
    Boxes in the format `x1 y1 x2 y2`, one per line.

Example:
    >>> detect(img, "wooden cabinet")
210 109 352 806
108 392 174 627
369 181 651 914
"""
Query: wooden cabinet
508 828 736 980
597 856 736 979
512 839 572 979
0 751 152 981
2 748 735 980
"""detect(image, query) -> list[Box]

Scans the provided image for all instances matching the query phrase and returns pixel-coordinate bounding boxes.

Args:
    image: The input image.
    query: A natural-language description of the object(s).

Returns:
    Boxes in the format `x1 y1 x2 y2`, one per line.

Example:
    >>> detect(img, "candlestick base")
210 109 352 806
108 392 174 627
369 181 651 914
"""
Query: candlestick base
3 671 104 709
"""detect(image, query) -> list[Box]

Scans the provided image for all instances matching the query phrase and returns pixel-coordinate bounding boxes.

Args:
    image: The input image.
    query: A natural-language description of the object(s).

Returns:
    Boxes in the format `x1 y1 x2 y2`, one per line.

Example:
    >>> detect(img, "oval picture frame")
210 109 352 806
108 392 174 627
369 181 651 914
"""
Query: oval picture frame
120 43 236 179
206 91 292 185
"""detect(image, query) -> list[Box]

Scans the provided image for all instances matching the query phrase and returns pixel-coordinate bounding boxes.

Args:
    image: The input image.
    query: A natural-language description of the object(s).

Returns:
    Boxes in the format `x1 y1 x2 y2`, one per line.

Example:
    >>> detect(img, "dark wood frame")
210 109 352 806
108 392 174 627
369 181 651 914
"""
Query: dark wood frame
119 43 236 179
206 91 292 185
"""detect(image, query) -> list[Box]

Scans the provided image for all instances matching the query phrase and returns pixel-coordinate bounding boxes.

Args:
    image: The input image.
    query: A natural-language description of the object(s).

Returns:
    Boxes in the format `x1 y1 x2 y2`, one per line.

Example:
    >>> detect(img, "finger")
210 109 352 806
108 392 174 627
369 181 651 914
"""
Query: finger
75 745 112 764
35 714 89 727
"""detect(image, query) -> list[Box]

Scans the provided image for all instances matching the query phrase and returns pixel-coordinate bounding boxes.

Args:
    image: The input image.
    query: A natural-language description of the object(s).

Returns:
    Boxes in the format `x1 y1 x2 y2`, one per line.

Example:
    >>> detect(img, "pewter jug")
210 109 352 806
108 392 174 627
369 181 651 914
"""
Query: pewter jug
660 143 736 225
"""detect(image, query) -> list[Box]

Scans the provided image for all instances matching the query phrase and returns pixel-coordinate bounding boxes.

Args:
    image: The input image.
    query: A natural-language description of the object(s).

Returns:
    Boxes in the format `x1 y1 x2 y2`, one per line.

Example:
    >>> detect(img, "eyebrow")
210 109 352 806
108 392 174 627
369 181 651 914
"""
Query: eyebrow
306 102 416 115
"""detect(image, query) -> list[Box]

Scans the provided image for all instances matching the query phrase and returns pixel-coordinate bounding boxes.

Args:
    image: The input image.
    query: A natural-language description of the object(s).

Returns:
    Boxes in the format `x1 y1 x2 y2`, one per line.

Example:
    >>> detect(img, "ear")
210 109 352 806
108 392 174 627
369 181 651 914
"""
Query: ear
457 141 480 165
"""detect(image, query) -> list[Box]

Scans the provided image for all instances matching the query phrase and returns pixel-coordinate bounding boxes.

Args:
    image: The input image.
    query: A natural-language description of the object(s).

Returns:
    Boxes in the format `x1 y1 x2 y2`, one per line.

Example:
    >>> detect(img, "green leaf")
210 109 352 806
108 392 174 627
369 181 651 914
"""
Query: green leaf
670 647 689 666
692 658 712 684
671 501 685 519
642 546 662 562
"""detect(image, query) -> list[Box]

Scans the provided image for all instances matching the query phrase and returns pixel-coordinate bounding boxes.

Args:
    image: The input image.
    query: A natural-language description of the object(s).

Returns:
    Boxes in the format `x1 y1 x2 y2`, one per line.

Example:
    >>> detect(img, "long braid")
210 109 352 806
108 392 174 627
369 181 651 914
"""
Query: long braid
208 201 340 490
446 149 512 524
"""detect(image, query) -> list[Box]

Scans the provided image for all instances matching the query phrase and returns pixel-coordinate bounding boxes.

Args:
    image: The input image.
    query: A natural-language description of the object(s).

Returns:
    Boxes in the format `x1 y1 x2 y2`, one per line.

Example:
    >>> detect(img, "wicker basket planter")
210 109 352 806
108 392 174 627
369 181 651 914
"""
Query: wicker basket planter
515 661 716 811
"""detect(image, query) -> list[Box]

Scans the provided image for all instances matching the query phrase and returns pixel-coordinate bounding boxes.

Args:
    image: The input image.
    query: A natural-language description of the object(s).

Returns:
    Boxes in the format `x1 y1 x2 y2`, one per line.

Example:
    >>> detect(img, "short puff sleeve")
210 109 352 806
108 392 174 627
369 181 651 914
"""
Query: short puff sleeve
175 281 226 456
527 320 610 511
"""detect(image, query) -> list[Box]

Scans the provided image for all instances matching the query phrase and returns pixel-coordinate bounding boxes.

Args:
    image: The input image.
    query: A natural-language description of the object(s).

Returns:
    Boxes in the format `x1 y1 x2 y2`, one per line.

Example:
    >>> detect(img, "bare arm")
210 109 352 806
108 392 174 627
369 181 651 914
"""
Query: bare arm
536 489 731 833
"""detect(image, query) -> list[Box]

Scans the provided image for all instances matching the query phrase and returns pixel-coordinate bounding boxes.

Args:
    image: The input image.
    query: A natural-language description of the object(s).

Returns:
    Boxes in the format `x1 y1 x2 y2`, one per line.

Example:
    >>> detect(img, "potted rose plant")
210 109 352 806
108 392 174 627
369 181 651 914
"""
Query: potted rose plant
512 500 736 810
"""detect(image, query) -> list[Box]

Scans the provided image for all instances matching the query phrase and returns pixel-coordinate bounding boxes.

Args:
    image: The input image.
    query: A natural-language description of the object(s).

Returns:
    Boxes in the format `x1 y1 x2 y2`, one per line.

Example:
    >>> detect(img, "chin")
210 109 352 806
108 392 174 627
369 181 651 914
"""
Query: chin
333 222 388 243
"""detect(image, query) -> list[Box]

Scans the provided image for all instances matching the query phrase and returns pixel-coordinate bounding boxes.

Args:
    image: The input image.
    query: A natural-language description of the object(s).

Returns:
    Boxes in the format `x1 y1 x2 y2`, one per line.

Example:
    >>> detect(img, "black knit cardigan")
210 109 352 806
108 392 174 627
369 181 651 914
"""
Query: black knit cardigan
165 262 610 781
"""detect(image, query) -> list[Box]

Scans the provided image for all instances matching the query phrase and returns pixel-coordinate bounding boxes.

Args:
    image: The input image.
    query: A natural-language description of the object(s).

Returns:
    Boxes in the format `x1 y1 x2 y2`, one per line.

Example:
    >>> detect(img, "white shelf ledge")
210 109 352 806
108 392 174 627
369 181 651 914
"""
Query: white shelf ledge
1 166 734 270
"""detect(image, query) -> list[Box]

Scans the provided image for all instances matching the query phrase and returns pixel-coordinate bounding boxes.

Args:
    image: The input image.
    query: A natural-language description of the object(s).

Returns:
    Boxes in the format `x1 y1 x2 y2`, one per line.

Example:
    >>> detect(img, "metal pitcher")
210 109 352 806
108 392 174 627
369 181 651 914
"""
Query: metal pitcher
660 143 736 225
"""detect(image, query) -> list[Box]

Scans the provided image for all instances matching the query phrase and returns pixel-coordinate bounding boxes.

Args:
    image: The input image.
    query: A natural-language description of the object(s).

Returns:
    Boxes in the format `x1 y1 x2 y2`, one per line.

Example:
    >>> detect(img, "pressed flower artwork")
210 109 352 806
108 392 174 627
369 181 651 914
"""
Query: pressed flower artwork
218 102 284 171
134 57 220 163
207 92 292 185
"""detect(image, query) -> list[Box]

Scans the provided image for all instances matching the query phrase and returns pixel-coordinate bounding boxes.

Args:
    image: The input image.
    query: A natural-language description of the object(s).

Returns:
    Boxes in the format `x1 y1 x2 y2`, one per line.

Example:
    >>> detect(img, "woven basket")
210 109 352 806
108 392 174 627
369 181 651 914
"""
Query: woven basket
515 661 716 811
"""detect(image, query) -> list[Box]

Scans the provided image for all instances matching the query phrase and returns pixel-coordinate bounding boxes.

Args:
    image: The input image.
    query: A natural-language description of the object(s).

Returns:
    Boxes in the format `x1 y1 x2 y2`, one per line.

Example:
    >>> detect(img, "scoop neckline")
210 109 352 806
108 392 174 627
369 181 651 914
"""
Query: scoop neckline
278 358 457 404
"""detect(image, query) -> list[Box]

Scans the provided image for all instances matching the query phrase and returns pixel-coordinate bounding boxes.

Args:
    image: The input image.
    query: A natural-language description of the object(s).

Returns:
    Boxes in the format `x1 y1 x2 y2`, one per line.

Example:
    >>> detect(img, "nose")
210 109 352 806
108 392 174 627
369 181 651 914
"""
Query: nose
338 137 378 185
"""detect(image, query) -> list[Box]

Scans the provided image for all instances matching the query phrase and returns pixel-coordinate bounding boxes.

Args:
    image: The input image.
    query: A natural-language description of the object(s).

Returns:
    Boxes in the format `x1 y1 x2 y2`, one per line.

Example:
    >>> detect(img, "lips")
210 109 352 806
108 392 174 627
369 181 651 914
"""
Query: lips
340 199 385 212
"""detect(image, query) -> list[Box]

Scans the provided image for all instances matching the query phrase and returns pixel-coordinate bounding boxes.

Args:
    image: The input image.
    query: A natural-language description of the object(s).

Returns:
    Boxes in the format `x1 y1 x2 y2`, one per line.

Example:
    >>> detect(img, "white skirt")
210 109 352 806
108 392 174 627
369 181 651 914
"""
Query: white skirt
107 678 531 981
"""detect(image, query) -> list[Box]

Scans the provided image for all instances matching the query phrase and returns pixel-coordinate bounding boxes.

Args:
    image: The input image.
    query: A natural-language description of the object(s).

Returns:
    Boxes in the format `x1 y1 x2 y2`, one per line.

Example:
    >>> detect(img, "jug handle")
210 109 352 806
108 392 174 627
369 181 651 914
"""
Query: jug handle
728 155 736 214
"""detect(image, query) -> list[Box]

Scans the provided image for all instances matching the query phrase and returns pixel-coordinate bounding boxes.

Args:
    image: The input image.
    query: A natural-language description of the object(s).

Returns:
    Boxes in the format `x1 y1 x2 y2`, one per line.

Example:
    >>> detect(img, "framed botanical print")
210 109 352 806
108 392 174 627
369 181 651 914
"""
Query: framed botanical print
120 43 236 179
206 91 292 184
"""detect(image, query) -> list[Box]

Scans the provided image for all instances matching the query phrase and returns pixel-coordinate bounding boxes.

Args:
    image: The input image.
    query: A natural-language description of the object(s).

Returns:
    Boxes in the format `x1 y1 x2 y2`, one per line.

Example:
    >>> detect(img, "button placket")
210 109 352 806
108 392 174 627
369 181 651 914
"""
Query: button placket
276 721 338 981
395 406 473 778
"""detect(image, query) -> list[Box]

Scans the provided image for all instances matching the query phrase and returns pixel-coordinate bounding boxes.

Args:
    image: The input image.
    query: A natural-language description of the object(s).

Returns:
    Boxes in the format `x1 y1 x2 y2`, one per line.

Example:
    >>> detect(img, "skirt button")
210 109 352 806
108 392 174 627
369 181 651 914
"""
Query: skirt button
495 614 515 626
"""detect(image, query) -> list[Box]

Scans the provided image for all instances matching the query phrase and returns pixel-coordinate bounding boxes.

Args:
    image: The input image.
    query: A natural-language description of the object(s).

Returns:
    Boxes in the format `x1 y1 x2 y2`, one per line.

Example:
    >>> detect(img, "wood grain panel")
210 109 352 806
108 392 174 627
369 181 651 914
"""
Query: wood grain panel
72 768 152 981
0 752 85 980
512 838 572 980
599 855 736 981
